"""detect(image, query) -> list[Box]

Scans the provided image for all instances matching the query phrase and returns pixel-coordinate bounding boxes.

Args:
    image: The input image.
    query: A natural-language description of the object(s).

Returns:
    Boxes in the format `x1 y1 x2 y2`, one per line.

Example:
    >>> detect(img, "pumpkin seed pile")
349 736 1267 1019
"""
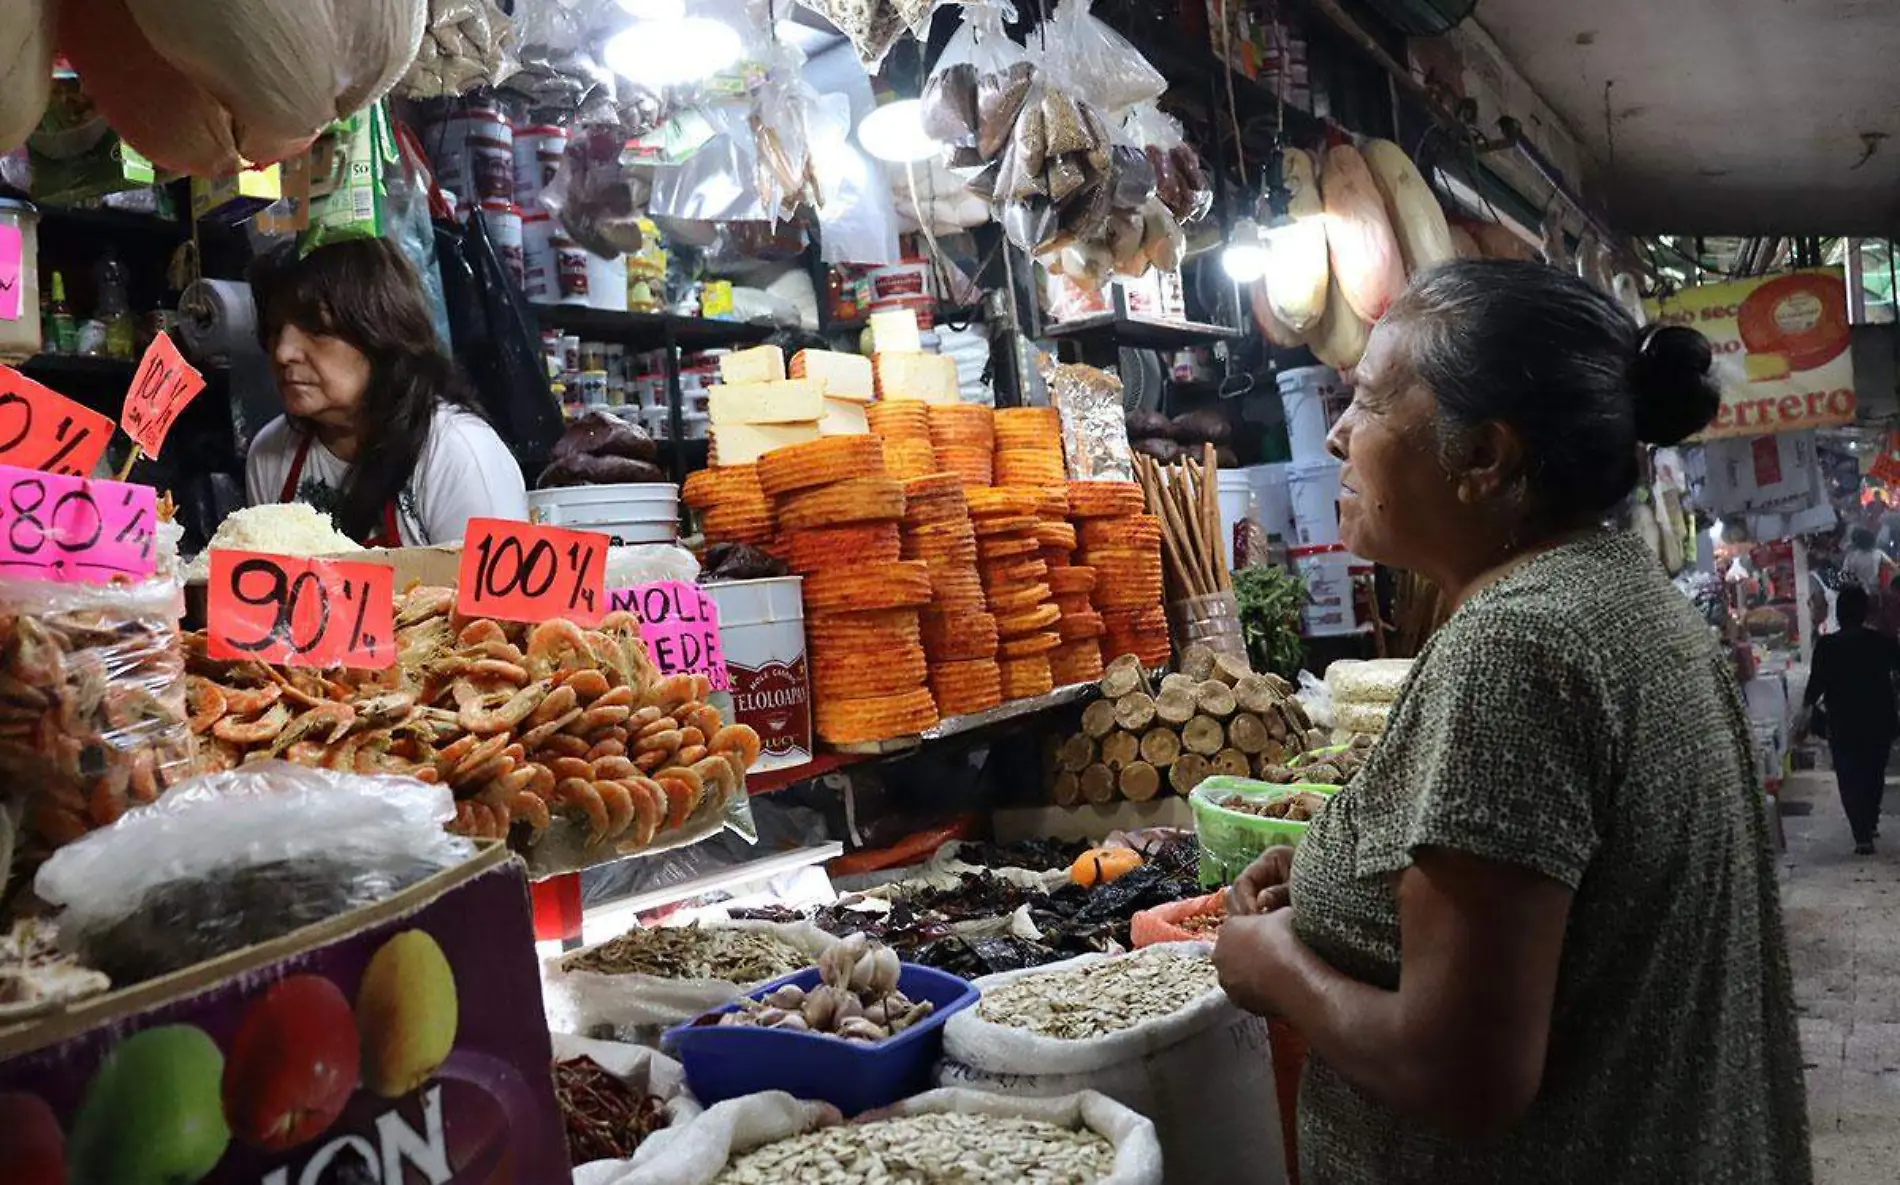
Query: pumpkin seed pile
562 924 807 983
976 947 1221 1040
708 1112 1116 1185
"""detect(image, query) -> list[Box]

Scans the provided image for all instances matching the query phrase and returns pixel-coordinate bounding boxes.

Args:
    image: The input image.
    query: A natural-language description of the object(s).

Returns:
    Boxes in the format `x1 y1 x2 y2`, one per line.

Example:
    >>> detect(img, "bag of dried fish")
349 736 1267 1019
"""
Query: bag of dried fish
33 763 474 985
939 944 1282 1185
544 920 839 1040
588 1087 1162 1185
0 571 195 896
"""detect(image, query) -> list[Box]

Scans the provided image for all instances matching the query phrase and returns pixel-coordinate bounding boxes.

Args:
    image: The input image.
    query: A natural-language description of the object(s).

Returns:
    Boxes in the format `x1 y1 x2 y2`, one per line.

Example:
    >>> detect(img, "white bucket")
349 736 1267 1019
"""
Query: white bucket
1247 463 1293 542
1286 458 1343 548
706 577 812 774
522 210 555 303
1291 543 1370 637
528 483 679 545
1217 470 1251 573
587 249 629 312
1276 365 1347 463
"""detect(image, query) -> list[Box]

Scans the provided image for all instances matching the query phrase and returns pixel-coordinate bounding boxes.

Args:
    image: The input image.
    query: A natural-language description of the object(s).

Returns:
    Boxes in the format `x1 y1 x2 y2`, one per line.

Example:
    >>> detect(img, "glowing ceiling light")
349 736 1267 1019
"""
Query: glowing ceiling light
857 99 939 164
603 17 742 88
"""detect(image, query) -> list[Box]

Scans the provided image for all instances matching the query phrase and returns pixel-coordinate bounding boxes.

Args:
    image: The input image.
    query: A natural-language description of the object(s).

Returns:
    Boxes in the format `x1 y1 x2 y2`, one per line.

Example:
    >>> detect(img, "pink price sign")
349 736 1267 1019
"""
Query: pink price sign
609 580 729 691
0 461 158 584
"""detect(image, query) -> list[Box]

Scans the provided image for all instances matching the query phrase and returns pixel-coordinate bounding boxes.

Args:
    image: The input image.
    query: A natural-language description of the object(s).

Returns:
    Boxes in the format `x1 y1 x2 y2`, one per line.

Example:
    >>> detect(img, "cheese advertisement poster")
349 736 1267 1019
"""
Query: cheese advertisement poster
1647 267 1855 440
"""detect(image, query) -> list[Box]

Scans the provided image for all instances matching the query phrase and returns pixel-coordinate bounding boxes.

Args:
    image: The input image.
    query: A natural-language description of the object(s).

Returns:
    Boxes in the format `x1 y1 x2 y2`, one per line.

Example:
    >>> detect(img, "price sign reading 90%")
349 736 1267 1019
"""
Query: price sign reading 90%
456 517 607 627
0 461 157 584
207 551 396 669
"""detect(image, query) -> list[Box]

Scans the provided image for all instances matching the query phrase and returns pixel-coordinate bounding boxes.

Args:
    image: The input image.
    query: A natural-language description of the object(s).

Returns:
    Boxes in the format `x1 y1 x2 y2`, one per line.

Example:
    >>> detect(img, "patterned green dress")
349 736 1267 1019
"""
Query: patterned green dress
1289 531 1810 1184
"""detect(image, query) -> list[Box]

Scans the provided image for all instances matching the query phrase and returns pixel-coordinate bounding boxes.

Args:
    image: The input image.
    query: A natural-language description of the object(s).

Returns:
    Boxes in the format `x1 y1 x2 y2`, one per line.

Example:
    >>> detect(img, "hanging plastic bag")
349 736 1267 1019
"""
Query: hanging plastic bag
399 0 519 99
387 121 456 348
922 2 1022 151
1034 0 1166 118
750 43 815 221
35 763 473 984
543 124 654 257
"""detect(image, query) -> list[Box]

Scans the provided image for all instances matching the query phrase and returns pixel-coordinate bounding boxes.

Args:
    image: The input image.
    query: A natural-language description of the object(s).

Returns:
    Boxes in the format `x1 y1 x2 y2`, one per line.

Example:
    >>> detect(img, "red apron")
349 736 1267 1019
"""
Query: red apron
279 434 404 548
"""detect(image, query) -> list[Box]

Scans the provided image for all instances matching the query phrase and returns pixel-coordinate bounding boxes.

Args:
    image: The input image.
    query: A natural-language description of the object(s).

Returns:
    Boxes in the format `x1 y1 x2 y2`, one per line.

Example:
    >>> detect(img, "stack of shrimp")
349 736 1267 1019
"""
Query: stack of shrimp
182 586 762 852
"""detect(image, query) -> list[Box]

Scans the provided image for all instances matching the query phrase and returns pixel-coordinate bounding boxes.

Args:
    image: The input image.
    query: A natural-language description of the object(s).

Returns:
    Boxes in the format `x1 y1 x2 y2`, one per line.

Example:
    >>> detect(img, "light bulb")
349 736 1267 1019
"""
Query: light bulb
857 99 940 164
603 17 742 88
1221 218 1268 283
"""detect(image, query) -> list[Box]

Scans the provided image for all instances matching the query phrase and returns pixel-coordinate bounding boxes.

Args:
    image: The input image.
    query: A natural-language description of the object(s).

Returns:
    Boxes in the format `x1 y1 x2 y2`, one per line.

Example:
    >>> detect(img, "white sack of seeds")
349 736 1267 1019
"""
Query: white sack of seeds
543 919 839 1040
940 942 1285 1185
577 1087 1161 1185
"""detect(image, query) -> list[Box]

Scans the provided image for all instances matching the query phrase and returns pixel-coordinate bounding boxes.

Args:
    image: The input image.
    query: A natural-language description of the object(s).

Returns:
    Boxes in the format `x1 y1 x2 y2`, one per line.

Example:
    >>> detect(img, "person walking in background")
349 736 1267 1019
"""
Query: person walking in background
1803 585 1900 854
1841 526 1890 593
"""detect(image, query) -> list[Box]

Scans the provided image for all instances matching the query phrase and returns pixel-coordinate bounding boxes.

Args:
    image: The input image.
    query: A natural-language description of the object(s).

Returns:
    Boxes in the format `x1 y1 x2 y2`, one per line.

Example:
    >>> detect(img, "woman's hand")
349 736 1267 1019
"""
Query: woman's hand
1229 846 1295 916
1214 910 1301 1017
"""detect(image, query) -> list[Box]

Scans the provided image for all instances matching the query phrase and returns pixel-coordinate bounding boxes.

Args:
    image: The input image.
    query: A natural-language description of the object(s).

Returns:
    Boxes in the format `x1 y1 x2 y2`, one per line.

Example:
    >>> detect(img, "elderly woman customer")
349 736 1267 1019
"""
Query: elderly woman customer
1214 261 1809 1184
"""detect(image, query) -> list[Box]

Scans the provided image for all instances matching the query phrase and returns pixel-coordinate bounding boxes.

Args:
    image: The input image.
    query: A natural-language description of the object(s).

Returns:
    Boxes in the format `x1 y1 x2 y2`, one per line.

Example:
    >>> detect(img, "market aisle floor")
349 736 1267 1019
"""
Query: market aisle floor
1781 768 1900 1182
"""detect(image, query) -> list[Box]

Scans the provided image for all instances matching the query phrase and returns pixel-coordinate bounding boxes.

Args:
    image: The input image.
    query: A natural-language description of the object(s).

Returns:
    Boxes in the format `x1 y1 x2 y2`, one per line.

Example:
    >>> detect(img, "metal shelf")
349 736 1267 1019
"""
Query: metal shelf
1042 312 1242 351
532 306 778 351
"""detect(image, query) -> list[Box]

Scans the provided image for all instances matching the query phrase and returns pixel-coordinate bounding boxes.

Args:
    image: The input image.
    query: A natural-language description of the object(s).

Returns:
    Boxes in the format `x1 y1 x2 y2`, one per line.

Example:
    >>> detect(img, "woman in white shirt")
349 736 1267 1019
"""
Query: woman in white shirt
243 239 528 546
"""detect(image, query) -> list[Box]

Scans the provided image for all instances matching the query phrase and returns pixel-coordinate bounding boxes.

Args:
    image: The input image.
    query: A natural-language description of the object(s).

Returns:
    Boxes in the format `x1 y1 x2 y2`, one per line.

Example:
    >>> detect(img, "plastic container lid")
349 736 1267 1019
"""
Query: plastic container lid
705 575 805 628
665 962 980 1116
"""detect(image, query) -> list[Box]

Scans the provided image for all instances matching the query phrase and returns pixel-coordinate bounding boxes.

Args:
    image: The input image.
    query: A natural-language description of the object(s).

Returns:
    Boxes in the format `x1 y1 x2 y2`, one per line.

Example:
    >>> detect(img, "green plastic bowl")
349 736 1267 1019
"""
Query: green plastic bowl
1190 776 1339 887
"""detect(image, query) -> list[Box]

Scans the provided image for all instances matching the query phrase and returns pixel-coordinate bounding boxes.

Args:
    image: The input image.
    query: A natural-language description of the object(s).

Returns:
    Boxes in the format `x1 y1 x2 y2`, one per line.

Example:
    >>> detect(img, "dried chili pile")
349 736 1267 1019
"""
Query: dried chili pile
553 1055 669 1164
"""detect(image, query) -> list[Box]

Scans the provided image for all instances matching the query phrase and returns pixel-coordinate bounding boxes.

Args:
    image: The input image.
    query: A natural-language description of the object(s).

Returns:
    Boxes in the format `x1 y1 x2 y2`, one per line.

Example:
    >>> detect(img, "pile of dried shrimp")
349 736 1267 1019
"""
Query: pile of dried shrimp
183 587 761 850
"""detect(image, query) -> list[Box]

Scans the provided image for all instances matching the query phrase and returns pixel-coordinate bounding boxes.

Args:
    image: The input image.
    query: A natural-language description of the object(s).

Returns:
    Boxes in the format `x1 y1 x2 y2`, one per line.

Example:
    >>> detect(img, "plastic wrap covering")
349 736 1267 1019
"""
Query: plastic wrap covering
1324 657 1413 704
1046 361 1134 483
542 124 653 258
0 0 52 154
34 762 473 985
120 0 424 165
1035 0 1165 117
400 0 518 99
0 572 193 896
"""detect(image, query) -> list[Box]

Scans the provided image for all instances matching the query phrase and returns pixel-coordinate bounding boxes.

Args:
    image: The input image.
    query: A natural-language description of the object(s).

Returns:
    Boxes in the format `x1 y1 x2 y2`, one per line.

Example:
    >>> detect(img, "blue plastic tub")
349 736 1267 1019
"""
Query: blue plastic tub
664 962 979 1115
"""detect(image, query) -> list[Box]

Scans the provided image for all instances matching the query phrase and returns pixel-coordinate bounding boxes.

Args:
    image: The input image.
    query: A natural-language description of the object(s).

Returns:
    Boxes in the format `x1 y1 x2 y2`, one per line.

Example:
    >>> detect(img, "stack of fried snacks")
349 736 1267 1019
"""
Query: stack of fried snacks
682 462 776 548
866 399 939 481
902 473 1003 717
967 486 1063 700
1069 479 1170 667
1035 485 1104 685
927 403 996 487
760 436 939 743
992 406 1067 488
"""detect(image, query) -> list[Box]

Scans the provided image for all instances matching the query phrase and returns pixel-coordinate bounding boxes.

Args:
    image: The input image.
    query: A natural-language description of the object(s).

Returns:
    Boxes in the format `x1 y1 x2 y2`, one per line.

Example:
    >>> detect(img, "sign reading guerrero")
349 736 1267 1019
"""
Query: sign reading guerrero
1646 267 1856 439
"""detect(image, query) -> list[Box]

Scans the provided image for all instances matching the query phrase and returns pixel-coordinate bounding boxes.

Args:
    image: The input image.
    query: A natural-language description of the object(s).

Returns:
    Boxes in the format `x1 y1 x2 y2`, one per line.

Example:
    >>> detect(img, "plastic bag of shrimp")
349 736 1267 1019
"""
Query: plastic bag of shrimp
32 761 475 985
0 570 196 899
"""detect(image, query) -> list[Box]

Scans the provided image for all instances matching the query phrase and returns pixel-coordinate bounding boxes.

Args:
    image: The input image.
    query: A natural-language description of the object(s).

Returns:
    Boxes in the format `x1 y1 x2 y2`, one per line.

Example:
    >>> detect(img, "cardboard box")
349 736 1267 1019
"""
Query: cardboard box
0 845 571 1182
340 544 464 589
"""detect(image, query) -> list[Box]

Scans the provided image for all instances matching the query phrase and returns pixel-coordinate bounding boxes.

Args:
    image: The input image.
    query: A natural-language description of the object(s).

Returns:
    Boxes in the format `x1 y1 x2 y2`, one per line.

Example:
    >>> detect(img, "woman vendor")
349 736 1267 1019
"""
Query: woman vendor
1214 260 1808 1182
243 238 528 545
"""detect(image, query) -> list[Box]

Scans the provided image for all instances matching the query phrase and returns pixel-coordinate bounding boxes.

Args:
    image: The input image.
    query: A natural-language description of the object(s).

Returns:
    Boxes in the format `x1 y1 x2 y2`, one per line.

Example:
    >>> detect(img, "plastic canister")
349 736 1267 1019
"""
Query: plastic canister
1275 365 1347 463
528 482 678 545
512 124 567 208
587 249 629 312
522 210 556 302
481 199 523 290
553 232 590 304
1216 470 1252 574
866 258 931 305
1247 463 1293 543
705 577 812 773
1290 543 1369 637
0 199 40 362
1286 457 1343 548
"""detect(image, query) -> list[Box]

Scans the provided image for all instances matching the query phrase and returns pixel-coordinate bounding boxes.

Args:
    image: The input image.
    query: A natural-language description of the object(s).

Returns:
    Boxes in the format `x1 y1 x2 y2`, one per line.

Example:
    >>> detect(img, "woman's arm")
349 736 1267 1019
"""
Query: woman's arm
1216 846 1572 1139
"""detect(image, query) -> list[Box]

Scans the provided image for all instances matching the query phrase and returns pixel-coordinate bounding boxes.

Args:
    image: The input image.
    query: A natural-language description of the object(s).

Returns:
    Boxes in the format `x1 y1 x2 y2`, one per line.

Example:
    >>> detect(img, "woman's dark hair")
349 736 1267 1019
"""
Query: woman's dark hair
1850 526 1878 551
1838 584 1871 629
250 239 477 543
1386 259 1722 524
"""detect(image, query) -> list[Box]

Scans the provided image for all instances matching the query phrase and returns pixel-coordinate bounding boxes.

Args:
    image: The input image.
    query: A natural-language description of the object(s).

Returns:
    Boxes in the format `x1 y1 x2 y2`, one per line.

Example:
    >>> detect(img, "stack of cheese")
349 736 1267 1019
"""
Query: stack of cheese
760 436 938 744
680 463 775 548
869 308 962 408
1036 489 1105 685
927 403 995 486
1070 480 1171 667
992 406 1067 488
903 473 1003 717
968 487 1063 701
866 400 938 481
708 345 874 466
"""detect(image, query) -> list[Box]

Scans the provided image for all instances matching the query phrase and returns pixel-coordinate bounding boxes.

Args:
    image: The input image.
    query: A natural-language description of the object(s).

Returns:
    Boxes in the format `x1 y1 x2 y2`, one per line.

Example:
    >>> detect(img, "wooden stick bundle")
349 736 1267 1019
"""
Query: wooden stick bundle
1133 450 1232 600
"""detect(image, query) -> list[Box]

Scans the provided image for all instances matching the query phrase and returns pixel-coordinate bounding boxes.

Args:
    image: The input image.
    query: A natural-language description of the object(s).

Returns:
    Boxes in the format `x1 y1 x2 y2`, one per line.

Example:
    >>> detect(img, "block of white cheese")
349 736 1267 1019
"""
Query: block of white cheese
873 351 961 405
869 307 922 354
708 379 825 425
789 349 875 403
712 421 821 465
718 344 786 385
818 397 870 437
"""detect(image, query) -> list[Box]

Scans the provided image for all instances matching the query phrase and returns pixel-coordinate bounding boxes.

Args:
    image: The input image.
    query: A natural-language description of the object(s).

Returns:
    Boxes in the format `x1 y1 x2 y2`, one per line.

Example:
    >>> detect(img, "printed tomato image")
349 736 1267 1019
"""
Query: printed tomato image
68 1024 231 1185
1737 271 1850 373
223 973 362 1151
357 929 459 1097
0 1089 65 1184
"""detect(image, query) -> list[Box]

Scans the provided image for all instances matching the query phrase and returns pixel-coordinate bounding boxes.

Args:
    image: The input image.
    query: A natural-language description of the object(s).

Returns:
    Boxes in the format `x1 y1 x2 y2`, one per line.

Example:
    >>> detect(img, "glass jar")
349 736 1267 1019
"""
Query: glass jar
0 199 41 362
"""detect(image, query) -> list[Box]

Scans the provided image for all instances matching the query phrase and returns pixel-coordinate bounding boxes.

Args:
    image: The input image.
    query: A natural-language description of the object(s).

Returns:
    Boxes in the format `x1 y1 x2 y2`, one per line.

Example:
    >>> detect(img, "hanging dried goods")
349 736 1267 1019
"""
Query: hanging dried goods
1361 139 1455 276
1309 271 1372 372
1320 143 1407 324
1267 146 1331 330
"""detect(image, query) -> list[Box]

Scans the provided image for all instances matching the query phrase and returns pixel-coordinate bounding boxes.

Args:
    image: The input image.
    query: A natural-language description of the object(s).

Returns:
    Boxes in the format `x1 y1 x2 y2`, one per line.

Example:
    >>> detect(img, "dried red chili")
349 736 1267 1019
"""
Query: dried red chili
553 1055 669 1165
